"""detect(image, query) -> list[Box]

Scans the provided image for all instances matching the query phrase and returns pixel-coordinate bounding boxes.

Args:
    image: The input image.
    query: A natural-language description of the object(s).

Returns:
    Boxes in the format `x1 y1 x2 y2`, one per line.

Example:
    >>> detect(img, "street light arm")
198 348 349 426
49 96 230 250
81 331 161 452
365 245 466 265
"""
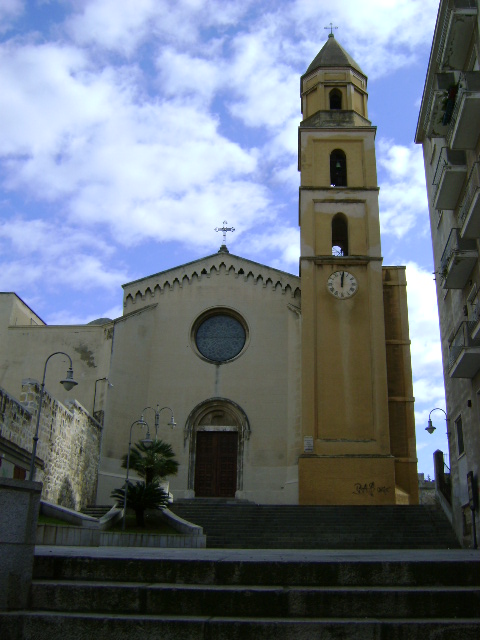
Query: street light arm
141 405 176 438
428 407 448 421
122 417 149 531
28 351 77 482
42 351 73 384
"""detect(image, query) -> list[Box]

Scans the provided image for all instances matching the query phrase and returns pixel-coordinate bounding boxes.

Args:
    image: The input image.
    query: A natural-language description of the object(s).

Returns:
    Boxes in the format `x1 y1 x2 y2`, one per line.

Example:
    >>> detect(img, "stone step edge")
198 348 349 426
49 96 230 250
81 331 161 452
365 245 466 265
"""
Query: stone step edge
3 612 480 624
31 579 480 591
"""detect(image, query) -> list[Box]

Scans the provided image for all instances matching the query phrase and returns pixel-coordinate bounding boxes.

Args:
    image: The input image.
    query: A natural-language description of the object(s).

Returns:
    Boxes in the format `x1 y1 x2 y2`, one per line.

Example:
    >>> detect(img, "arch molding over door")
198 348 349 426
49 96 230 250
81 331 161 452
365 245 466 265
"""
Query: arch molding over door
185 398 250 497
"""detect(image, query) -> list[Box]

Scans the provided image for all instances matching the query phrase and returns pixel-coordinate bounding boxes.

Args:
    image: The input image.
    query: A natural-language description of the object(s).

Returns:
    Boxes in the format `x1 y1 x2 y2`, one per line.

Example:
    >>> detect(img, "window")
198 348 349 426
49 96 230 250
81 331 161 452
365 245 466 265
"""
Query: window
193 310 248 363
330 149 347 187
332 213 348 256
329 89 342 110
455 416 465 455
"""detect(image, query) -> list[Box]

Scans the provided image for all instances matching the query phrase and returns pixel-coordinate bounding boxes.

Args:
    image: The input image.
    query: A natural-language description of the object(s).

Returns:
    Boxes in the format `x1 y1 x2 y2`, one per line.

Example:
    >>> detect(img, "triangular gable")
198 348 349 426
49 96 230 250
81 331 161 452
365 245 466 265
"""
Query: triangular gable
122 253 301 312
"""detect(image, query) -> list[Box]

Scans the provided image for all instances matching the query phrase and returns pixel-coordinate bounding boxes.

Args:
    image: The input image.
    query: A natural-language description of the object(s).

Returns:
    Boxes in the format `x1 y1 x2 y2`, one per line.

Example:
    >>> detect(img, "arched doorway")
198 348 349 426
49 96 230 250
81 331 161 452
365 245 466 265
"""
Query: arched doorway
185 398 250 498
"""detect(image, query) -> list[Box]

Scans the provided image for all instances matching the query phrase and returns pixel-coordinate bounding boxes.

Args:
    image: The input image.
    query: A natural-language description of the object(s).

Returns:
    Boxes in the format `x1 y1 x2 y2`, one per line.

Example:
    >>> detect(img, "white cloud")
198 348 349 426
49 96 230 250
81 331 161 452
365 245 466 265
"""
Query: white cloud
66 0 253 55
155 49 223 104
289 0 438 79
406 261 443 376
0 0 23 33
47 303 123 326
377 140 429 238
0 217 128 293
66 0 160 55
236 226 300 272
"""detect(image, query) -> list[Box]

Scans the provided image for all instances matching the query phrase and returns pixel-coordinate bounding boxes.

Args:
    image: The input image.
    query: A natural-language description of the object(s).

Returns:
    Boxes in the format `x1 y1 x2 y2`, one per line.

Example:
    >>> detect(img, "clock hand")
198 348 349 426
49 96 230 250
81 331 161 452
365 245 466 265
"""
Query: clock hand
341 271 344 287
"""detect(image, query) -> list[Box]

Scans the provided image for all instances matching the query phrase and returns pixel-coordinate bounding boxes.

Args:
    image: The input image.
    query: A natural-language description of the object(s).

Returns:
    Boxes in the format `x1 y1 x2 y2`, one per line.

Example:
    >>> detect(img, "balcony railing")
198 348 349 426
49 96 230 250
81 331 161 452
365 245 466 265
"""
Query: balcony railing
446 72 480 150
440 227 478 289
458 161 480 239
432 147 467 210
448 320 480 377
437 0 478 72
423 72 459 139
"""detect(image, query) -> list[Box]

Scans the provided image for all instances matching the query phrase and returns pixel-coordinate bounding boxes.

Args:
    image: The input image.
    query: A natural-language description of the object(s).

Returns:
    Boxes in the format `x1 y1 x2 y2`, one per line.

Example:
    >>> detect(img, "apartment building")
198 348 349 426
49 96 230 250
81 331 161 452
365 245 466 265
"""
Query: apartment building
415 0 480 546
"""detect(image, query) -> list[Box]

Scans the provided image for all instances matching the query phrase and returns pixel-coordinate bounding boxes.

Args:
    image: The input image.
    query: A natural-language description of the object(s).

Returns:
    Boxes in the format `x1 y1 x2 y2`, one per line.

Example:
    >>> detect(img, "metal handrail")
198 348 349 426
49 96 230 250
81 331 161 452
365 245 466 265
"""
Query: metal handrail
440 228 461 274
458 161 480 226
437 1 478 67
448 320 480 369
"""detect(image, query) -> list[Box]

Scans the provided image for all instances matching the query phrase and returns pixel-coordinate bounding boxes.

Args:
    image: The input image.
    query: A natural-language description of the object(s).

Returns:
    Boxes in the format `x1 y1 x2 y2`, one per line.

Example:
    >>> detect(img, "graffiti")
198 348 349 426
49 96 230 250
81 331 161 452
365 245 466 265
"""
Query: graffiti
353 482 391 497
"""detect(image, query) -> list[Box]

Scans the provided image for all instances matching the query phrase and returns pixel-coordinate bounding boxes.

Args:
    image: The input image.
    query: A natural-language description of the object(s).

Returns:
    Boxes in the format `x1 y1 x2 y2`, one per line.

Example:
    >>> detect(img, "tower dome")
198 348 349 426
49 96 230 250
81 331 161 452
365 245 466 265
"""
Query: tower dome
305 34 365 77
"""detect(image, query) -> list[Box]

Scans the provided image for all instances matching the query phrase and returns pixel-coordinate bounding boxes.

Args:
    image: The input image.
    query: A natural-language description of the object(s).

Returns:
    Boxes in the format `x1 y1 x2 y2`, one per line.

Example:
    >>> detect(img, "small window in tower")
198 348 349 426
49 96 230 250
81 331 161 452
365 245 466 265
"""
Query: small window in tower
329 89 342 110
332 213 348 256
330 150 347 187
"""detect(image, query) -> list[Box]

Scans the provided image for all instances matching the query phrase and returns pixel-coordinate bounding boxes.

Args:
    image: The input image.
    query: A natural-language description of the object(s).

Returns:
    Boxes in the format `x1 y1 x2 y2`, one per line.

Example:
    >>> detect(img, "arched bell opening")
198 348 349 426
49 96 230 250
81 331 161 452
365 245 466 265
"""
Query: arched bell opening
330 149 347 187
332 213 349 256
329 88 342 110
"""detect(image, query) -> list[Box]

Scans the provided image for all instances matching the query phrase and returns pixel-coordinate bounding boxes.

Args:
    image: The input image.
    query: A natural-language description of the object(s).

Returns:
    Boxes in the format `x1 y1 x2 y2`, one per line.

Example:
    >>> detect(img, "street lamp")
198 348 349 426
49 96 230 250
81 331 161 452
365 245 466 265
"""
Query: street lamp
426 407 449 435
426 407 450 468
28 352 78 481
122 417 154 531
141 405 176 439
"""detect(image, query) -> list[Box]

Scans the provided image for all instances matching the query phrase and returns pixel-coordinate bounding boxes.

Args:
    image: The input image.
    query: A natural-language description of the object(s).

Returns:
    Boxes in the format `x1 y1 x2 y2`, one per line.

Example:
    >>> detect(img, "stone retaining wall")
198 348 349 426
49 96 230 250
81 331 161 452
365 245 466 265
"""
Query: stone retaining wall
0 382 102 510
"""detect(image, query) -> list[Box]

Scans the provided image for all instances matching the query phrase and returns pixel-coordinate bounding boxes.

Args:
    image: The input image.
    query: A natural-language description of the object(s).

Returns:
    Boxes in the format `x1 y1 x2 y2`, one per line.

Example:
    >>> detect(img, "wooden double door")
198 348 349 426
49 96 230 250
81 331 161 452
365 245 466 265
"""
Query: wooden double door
194 431 238 497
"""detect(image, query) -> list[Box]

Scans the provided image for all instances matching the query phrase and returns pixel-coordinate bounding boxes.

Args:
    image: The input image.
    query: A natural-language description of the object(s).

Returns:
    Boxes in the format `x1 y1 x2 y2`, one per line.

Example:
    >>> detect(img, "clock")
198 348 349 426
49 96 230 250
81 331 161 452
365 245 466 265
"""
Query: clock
327 271 358 299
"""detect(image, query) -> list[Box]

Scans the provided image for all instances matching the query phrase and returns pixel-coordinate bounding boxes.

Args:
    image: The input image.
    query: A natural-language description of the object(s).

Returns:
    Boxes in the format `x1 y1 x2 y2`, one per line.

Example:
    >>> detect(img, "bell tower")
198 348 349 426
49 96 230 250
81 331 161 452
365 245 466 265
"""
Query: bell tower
298 34 397 504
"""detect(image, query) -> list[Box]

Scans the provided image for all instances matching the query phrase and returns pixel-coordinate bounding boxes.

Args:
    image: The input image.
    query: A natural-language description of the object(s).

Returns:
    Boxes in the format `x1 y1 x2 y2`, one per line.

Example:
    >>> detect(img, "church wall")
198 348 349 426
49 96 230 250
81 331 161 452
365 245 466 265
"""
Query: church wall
0 322 113 416
97 262 302 505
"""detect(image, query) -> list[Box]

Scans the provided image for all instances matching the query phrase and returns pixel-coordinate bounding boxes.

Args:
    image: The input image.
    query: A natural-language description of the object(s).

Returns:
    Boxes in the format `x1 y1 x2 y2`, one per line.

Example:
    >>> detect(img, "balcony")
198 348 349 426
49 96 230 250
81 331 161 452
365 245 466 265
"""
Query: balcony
432 147 467 210
423 72 459 138
448 320 480 378
440 227 477 289
446 72 480 150
437 0 478 72
459 162 480 239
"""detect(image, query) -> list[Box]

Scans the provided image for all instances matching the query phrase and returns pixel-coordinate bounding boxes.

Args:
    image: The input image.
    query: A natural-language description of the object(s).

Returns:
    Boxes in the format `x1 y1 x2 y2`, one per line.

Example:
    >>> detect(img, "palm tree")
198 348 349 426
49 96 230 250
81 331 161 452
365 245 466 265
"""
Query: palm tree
111 481 169 527
121 439 179 484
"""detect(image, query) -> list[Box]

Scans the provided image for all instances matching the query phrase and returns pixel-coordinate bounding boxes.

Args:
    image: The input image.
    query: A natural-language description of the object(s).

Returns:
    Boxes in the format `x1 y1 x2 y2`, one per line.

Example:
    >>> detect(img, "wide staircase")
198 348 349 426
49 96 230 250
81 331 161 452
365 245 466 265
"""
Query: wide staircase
2 546 479 639
169 500 460 549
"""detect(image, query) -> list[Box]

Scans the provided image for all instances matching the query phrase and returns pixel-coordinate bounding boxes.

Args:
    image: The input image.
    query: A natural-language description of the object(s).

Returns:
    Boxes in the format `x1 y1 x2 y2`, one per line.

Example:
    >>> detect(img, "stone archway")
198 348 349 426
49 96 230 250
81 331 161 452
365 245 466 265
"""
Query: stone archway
185 398 250 498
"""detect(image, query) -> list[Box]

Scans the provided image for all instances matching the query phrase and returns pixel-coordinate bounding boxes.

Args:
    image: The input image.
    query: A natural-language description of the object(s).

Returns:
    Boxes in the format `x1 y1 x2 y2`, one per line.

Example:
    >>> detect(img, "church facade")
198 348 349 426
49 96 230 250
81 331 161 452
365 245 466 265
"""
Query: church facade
0 36 419 507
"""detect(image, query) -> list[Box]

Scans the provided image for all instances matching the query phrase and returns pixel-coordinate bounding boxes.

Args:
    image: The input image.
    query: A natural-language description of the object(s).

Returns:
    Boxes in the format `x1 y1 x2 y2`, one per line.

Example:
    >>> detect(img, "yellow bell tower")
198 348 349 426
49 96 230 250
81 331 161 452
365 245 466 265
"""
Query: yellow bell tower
298 33 398 505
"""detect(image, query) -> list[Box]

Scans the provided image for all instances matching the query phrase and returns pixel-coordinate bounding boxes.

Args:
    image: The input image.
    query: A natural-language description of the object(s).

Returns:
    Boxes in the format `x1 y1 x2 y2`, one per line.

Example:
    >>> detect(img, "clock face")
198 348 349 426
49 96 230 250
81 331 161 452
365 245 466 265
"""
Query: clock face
327 271 358 299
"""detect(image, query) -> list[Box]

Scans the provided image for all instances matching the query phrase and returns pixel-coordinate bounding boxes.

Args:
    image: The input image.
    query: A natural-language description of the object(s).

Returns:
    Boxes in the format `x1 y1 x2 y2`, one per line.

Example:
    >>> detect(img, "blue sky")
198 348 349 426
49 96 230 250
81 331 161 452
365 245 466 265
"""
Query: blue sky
0 0 449 477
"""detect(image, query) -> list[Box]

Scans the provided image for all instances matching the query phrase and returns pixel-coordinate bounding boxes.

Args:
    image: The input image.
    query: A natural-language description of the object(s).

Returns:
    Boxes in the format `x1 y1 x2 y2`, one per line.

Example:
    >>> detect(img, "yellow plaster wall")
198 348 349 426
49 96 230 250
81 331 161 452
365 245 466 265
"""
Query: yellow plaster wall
300 130 378 189
383 266 419 503
299 455 396 505
301 69 367 119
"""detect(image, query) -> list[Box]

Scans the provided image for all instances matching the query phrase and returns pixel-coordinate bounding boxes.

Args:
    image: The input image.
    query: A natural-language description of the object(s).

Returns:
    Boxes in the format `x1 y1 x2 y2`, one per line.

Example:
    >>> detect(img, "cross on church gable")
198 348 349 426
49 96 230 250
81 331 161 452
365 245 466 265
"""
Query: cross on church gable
215 220 235 249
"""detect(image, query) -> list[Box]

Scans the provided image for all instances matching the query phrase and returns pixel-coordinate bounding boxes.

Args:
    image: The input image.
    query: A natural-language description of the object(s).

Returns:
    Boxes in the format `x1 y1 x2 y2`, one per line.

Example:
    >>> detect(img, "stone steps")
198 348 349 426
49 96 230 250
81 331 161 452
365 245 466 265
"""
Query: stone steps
169 502 460 549
79 504 113 519
1 549 479 639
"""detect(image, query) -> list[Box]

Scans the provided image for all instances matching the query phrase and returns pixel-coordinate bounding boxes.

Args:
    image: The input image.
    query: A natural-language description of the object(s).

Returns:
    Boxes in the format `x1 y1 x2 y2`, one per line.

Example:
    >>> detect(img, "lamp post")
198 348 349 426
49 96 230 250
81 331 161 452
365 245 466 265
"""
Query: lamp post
93 377 113 416
122 417 154 531
28 352 78 481
426 407 450 466
141 404 176 439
